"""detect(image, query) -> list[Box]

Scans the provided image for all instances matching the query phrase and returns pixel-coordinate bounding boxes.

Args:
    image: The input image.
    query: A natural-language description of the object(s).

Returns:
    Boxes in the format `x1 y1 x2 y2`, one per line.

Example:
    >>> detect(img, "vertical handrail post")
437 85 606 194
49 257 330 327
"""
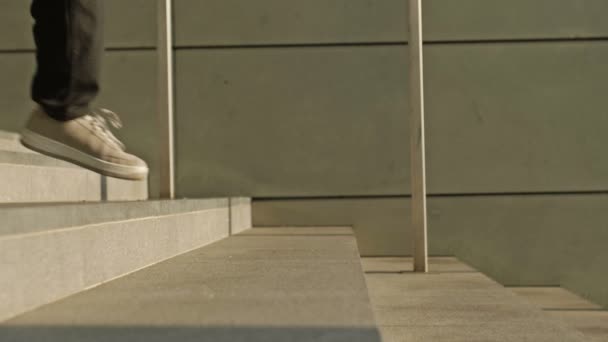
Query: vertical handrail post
158 0 175 199
408 0 428 272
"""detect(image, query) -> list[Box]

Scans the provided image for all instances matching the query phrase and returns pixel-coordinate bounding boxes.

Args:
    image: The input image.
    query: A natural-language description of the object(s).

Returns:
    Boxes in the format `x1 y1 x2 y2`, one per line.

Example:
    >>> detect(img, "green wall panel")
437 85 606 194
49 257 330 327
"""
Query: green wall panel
0 54 34 131
174 0 407 46
96 52 159 198
253 198 414 256
0 1 32 50
252 194 608 308
424 0 608 41
174 0 608 46
175 46 409 197
0 0 156 50
176 42 608 197
425 41 608 194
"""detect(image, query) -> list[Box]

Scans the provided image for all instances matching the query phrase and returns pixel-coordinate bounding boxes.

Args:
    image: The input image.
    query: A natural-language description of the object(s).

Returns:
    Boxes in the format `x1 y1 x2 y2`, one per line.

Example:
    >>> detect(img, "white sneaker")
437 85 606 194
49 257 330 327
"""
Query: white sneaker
20 107 148 180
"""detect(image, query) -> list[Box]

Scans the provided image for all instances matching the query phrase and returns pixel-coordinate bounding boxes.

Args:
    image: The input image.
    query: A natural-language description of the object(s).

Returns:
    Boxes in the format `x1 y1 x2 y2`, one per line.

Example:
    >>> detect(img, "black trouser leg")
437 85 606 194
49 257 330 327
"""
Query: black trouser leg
30 0 104 121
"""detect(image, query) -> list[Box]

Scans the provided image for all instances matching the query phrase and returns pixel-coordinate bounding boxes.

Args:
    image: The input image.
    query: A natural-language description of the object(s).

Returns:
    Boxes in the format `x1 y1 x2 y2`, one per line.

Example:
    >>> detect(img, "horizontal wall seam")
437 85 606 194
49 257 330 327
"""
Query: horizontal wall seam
0 46 156 54
254 190 608 201
3 36 607 54
173 37 608 50
174 42 407 50
426 36 608 45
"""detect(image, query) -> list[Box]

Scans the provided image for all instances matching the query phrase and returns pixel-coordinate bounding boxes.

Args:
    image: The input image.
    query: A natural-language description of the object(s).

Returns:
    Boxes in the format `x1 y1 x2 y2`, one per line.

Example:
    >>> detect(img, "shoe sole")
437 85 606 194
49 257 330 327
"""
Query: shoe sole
19 129 148 181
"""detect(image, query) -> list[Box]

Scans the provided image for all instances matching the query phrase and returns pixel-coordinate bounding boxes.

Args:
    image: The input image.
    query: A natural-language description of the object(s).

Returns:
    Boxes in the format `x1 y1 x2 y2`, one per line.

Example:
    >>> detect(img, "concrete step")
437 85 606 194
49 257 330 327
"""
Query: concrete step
0 130 35 154
0 130 147 203
0 197 252 322
509 286 608 341
0 227 379 342
362 257 590 342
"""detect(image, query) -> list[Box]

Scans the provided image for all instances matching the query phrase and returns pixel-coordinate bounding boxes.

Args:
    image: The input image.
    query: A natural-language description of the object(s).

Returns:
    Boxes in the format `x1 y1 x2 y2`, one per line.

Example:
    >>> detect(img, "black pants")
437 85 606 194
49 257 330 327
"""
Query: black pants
31 0 104 121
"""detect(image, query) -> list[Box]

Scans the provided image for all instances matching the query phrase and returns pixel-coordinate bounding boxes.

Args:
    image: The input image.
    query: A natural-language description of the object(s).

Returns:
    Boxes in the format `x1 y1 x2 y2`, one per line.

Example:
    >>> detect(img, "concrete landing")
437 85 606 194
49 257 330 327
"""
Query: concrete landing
1 227 379 342
362 257 589 342
510 287 608 341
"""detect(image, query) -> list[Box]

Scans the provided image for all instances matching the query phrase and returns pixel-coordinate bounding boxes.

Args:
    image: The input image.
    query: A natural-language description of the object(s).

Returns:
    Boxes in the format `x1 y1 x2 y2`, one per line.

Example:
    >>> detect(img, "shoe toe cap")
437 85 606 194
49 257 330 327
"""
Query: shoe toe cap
125 153 149 170
107 151 148 170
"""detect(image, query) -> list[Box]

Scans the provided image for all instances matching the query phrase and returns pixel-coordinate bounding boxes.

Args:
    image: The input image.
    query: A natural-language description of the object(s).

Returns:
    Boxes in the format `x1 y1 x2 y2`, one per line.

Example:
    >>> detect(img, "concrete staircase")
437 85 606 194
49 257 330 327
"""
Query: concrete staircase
0 130 602 341
1 228 602 341
0 130 252 323
0 198 252 322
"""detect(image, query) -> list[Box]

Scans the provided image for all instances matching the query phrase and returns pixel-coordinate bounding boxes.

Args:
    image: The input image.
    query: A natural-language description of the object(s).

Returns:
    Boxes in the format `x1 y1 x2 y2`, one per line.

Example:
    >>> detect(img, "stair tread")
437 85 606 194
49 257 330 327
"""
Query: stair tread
0 130 37 154
0 149 78 168
1 227 379 342
545 311 608 342
510 286 602 310
0 198 227 237
0 130 18 140
0 128 75 167
363 257 589 342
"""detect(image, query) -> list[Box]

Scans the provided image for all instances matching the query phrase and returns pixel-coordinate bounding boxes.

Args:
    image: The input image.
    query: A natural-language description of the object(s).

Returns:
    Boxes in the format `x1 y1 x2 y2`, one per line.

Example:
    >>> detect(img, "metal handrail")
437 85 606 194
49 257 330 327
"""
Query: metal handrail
408 0 429 272
158 0 175 199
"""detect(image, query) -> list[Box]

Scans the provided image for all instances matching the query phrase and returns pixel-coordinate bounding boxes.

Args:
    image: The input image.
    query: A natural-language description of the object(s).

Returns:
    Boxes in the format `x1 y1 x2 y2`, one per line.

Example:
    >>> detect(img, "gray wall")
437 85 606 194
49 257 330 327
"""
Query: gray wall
1 1 606 307
172 1 608 196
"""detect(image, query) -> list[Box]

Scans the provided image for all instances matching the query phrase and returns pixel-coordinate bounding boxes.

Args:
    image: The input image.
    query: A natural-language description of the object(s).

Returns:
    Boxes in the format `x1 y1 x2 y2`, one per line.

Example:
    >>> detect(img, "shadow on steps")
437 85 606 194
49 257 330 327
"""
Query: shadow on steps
0 325 382 342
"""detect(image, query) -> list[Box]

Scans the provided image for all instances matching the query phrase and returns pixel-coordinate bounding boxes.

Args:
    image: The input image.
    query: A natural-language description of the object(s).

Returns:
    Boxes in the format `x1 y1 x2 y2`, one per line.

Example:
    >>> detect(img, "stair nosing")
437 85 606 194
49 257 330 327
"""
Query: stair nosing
0 198 229 237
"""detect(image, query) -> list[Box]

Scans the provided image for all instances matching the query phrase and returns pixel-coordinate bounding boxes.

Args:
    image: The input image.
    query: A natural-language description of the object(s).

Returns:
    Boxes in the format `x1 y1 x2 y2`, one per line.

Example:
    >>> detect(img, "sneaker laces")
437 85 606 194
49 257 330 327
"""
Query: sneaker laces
85 108 126 151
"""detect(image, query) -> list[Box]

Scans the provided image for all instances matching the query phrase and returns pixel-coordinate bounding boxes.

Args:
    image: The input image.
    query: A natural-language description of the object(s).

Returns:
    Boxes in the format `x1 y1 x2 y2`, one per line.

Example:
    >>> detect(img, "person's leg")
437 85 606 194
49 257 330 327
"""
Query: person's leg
21 0 148 180
30 0 104 121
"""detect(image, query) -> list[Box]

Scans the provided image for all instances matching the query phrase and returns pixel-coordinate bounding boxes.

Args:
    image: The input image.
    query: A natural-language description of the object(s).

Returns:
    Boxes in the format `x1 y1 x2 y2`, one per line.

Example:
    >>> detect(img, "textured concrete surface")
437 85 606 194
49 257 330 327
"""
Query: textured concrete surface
0 150 90 168
510 287 603 310
362 257 588 342
102 176 149 202
0 199 239 322
0 131 34 154
510 287 608 341
1 227 379 342
545 311 608 342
